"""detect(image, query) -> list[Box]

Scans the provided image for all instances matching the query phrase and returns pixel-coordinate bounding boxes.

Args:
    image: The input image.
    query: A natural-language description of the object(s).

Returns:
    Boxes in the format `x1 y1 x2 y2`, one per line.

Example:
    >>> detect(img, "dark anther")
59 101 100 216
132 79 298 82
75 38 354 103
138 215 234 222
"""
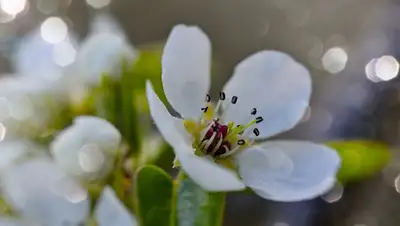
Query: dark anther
219 92 226 100
206 94 211 102
253 128 260 136
214 149 226 157
256 116 263 123
201 107 208 113
237 139 245 145
231 96 238 104
251 108 257 115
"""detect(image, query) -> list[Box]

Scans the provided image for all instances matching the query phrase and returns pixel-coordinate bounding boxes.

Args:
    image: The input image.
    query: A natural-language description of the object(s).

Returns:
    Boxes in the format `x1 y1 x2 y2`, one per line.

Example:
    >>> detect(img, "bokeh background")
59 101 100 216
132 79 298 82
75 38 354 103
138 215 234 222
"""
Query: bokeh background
1 0 400 225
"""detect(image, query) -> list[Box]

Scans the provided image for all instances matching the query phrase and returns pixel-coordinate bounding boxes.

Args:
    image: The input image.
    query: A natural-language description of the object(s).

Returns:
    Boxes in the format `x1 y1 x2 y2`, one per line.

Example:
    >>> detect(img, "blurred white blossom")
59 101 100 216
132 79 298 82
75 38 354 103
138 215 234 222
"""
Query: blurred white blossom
0 76 66 139
0 158 90 226
0 160 137 226
74 12 137 86
95 186 138 226
50 116 121 180
13 12 136 94
0 139 45 174
147 24 341 201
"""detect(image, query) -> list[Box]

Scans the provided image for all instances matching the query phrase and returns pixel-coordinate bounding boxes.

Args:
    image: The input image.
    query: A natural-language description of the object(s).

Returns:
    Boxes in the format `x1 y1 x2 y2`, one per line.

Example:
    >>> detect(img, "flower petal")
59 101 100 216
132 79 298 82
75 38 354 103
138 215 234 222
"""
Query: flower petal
75 13 136 86
0 217 38 226
146 81 191 149
222 51 311 139
95 186 138 226
1 159 90 226
13 28 78 85
50 116 120 179
162 24 211 119
176 143 245 191
0 139 45 173
75 33 136 86
236 141 340 202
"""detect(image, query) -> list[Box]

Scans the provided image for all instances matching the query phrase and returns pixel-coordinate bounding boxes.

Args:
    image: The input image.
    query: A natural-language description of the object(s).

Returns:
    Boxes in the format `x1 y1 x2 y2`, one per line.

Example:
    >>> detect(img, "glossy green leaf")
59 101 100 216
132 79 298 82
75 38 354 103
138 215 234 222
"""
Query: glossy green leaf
175 173 225 226
327 140 391 184
135 165 174 226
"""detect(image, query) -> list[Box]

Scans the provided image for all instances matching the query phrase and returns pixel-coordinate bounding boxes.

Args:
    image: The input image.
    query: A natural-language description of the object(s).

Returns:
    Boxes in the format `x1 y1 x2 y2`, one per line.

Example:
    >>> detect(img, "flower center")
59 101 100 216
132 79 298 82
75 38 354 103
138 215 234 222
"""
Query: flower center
183 92 263 159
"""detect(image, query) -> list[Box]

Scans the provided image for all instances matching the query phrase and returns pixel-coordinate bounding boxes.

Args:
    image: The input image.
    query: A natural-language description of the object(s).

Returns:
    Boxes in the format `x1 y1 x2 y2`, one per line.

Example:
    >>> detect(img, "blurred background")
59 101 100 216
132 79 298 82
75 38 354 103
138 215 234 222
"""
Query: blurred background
1 0 400 225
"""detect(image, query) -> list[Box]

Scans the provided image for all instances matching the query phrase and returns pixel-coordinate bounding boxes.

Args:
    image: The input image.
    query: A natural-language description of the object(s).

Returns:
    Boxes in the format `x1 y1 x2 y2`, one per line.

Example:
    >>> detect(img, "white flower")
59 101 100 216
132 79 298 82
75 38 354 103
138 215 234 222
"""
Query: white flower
50 116 121 180
13 12 136 89
146 24 341 201
0 139 45 174
0 76 66 139
0 217 40 226
1 159 137 226
0 158 90 226
94 186 138 226
74 12 137 86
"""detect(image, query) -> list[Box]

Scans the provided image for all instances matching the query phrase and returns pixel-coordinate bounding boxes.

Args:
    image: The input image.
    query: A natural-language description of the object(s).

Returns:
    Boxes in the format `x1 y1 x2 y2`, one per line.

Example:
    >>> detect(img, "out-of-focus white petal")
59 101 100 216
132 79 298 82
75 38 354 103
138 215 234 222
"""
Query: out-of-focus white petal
13 28 78 85
1 159 90 226
50 116 120 179
0 217 38 226
146 81 191 149
162 24 211 120
75 13 136 86
176 143 245 191
222 51 311 139
0 76 66 139
0 139 45 173
236 141 340 202
90 12 125 36
95 186 138 226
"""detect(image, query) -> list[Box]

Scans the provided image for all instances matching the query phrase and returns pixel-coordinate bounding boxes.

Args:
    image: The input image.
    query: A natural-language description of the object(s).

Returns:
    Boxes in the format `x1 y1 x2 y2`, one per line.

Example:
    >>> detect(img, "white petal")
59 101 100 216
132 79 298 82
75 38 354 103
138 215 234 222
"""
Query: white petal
0 76 66 139
236 141 340 202
50 116 120 179
90 12 125 35
222 51 311 139
0 139 45 173
95 186 138 226
176 143 245 191
146 81 191 149
0 218 37 226
162 24 211 119
75 30 136 86
13 28 78 84
1 159 90 226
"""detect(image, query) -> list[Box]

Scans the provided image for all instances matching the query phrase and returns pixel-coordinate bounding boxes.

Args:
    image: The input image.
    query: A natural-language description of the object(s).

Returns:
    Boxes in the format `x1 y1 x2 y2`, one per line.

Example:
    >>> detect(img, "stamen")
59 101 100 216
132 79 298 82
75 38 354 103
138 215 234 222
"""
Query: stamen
220 144 241 158
211 136 224 155
237 139 245 145
214 92 226 115
204 132 217 152
251 108 257 115
205 94 211 102
199 139 208 149
253 128 260 137
256 116 264 123
231 96 238 104
200 121 215 141
201 107 208 113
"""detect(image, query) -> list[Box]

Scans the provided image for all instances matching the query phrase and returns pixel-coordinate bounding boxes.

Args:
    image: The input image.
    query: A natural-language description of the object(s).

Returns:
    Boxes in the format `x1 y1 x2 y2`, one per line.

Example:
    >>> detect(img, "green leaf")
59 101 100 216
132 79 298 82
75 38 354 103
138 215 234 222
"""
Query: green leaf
175 173 225 226
135 165 174 226
327 140 391 184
